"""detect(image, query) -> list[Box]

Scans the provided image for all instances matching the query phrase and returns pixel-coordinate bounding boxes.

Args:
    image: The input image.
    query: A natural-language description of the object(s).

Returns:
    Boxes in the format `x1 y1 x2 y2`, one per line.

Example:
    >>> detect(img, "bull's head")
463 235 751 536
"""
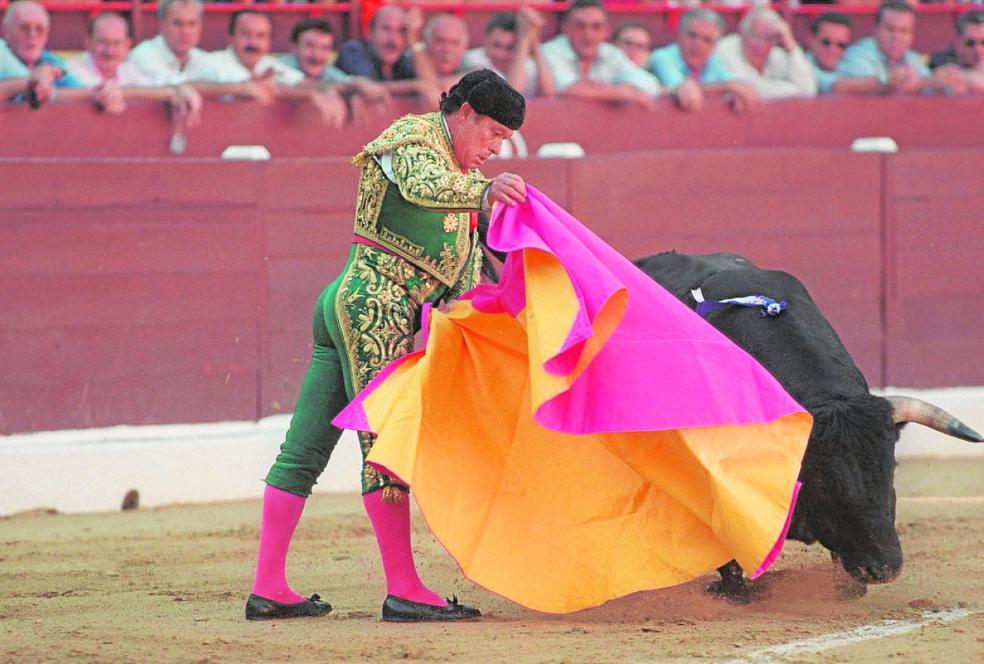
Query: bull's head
790 395 982 585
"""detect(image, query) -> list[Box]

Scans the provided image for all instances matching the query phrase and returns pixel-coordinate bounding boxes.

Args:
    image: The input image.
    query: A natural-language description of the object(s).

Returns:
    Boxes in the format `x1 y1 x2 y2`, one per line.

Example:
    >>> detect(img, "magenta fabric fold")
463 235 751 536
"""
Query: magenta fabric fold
335 186 806 437
466 186 805 435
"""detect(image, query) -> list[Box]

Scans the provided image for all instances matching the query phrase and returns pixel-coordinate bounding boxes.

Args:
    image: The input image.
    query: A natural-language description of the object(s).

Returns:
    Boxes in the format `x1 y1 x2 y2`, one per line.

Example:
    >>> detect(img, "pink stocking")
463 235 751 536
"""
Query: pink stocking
251 484 307 604
364 491 446 606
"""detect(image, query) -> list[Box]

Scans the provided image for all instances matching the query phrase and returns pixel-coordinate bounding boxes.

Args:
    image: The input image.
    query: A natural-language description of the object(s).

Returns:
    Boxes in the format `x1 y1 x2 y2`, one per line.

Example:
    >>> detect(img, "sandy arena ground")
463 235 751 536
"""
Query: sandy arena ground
2 458 983 663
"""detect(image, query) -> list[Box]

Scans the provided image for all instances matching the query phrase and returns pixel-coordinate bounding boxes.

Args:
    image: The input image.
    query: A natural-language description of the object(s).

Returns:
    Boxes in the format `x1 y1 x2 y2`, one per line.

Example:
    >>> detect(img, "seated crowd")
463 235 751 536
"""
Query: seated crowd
2 0 983 126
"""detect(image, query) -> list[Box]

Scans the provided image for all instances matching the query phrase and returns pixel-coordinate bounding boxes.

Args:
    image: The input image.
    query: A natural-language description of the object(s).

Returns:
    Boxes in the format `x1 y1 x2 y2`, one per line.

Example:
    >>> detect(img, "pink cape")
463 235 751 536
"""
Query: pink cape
334 187 811 613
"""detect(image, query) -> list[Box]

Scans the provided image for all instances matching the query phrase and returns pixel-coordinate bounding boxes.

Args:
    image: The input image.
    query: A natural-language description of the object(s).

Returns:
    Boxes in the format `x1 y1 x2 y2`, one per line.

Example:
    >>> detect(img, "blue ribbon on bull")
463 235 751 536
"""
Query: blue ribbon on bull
691 288 787 318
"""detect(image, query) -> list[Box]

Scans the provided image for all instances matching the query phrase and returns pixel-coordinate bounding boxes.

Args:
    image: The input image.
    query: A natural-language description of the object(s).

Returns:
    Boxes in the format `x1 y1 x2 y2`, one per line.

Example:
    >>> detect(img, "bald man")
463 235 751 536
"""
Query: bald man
65 13 152 87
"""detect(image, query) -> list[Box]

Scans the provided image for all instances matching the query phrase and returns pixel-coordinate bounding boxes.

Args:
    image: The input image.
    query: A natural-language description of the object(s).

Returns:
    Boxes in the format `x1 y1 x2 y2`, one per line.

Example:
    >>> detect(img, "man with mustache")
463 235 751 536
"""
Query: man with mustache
245 69 528 623
199 11 346 127
335 4 425 100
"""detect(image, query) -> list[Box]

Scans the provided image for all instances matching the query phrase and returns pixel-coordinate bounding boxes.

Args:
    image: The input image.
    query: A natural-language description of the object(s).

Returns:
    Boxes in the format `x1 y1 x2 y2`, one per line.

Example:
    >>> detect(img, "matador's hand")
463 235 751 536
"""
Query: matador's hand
487 172 527 208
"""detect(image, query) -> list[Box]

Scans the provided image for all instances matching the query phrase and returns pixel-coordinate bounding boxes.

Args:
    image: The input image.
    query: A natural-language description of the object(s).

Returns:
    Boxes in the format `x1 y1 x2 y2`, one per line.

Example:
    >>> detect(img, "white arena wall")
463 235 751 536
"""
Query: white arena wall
1 387 982 517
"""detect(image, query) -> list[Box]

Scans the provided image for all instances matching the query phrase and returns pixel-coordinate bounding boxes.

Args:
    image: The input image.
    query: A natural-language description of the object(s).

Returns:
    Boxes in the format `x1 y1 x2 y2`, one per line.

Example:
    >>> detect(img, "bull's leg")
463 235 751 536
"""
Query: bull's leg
706 560 758 604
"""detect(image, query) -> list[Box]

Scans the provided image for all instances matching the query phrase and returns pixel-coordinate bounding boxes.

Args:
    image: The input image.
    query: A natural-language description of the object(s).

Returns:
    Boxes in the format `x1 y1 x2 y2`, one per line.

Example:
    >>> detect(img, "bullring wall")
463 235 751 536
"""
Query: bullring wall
2 143 982 434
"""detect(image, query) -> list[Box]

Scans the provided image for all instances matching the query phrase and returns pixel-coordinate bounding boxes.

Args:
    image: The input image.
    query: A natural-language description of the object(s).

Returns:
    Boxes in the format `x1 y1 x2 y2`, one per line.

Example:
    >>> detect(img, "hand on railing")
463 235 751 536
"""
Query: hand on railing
244 69 279 105
91 80 127 115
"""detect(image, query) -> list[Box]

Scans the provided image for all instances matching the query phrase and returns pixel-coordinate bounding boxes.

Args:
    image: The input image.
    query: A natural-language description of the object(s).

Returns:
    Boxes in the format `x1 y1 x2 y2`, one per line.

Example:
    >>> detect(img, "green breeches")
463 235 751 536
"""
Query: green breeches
264 244 448 497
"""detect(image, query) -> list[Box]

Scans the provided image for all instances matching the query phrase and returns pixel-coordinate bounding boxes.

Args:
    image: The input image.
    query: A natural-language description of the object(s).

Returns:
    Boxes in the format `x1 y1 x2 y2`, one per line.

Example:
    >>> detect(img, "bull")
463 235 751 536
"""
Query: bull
634 251 983 601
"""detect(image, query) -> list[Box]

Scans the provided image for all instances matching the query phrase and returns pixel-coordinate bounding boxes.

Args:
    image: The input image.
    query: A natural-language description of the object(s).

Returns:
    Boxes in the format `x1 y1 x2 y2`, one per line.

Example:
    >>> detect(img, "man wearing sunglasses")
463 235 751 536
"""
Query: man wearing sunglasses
929 10 984 94
836 0 960 95
806 12 853 95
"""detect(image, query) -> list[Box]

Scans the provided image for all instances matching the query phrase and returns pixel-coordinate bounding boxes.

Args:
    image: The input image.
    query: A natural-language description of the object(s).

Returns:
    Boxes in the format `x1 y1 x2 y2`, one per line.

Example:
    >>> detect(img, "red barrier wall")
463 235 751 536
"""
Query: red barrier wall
0 161 266 431
884 150 984 387
2 148 982 435
4 96 984 160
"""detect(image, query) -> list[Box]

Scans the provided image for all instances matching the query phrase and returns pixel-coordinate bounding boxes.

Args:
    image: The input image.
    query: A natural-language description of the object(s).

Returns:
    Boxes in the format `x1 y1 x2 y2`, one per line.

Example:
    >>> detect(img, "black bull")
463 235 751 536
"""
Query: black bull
634 251 983 600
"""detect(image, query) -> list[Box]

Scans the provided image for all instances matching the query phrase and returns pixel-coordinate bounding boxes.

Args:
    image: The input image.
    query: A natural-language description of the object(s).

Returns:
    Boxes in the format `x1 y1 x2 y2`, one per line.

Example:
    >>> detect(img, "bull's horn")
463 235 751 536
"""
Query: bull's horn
886 396 984 442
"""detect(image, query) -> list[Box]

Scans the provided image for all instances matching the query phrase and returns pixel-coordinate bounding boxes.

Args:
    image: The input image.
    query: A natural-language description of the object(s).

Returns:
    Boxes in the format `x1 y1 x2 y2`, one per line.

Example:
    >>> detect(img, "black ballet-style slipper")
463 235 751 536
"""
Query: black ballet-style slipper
381 594 481 622
244 593 332 621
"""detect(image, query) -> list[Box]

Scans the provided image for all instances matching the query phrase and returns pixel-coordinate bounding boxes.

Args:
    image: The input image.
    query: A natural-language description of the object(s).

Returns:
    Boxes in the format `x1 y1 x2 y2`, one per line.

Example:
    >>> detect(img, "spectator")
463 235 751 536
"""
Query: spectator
65 13 152 89
335 5 416 83
281 18 350 85
64 13 201 125
280 18 391 118
713 7 817 99
928 10 984 94
203 11 304 87
806 12 852 95
836 0 958 95
460 9 555 98
542 0 662 108
412 13 470 103
198 11 346 126
128 0 211 85
648 8 758 112
423 14 468 83
612 21 652 68
1 0 83 104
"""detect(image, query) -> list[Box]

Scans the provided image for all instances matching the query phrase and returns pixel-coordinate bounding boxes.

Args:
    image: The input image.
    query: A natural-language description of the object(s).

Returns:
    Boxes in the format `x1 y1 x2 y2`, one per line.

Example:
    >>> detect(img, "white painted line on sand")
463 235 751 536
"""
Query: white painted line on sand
721 608 976 664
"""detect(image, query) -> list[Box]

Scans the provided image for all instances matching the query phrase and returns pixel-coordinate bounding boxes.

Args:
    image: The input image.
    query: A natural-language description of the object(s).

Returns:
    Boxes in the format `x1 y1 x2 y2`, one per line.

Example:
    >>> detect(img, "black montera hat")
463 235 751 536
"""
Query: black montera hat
440 69 526 130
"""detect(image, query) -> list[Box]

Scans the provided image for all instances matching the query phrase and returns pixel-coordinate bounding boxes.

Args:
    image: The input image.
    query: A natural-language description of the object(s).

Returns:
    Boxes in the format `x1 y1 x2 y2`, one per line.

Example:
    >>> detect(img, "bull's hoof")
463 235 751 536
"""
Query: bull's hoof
836 577 868 600
705 578 765 604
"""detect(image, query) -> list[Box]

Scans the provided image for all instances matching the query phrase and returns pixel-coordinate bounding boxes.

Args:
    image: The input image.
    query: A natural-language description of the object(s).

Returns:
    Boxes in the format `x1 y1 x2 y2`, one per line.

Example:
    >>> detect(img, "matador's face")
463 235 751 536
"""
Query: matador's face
449 104 514 170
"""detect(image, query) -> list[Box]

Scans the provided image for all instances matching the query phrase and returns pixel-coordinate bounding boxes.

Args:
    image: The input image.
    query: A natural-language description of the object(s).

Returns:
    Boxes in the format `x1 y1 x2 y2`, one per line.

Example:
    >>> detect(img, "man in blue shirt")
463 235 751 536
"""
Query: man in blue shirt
836 0 957 95
648 8 758 112
335 5 421 92
928 10 984 95
805 13 853 95
1 0 84 103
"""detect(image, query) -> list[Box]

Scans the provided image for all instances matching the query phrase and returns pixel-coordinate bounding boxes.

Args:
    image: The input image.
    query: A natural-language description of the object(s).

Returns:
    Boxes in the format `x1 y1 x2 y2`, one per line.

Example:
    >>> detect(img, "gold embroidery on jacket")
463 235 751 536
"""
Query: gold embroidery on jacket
350 113 490 286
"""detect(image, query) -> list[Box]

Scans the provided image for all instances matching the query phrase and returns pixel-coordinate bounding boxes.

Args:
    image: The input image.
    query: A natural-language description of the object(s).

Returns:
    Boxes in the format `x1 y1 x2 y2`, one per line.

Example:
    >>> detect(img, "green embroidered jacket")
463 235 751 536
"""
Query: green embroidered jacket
351 112 490 289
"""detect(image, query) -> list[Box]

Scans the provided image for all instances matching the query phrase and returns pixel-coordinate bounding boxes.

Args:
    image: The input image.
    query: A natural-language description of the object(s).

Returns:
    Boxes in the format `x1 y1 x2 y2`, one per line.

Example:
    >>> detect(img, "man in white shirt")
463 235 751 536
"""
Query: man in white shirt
128 0 211 85
198 10 346 127
67 12 152 88
541 0 662 109
67 12 201 119
203 12 303 86
713 7 817 99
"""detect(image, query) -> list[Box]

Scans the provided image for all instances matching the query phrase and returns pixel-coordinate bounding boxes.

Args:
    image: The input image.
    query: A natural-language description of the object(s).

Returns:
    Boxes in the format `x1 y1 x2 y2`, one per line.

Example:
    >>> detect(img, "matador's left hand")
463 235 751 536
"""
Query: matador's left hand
487 172 527 208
